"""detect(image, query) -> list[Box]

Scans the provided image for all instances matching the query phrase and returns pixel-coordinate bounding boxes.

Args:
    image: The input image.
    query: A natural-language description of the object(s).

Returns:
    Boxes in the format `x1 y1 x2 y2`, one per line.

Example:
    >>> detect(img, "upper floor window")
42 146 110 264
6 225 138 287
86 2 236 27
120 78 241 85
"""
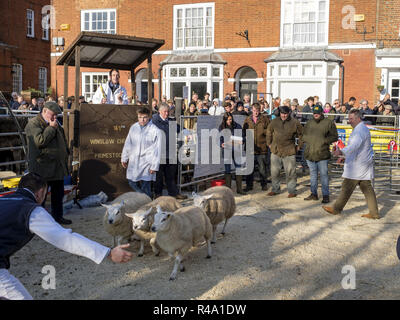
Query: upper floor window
81 9 116 34
12 64 23 93
39 67 47 94
27 9 34 38
42 13 49 40
174 3 214 50
281 0 329 47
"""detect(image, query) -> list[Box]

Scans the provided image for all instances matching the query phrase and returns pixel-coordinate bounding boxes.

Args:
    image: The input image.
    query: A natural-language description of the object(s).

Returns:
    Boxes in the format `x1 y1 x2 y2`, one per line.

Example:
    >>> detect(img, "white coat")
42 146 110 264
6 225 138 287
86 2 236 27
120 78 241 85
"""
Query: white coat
121 120 162 182
92 82 129 104
342 121 374 180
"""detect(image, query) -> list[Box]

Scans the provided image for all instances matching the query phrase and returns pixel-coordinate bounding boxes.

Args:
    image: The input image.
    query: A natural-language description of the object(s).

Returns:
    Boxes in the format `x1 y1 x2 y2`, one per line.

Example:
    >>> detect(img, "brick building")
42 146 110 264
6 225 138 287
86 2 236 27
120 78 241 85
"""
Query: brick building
50 0 400 106
0 0 51 98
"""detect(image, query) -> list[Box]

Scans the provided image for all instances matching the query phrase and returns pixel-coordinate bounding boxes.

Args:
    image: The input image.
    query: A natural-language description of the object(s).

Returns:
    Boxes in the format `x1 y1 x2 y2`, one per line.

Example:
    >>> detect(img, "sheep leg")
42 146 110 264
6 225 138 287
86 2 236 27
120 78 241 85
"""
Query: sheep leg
206 239 212 259
169 254 183 281
211 225 217 244
150 238 160 256
138 240 144 257
221 219 229 235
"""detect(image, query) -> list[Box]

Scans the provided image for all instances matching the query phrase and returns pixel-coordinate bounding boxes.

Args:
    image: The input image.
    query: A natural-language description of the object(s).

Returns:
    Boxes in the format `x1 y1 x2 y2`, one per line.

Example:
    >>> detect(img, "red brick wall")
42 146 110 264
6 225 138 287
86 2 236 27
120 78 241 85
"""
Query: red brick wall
0 0 51 95
377 0 400 48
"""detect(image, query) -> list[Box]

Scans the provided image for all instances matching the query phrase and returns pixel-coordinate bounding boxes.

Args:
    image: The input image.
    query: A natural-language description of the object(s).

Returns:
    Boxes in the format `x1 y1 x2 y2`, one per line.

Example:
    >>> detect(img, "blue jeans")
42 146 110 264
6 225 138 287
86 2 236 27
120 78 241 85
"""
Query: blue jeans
306 159 329 196
128 180 152 199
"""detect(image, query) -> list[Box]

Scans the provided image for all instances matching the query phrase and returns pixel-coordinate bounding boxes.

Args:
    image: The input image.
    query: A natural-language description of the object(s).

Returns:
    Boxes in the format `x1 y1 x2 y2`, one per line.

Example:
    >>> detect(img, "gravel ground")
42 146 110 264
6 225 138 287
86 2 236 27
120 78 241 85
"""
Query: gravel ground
9 176 400 300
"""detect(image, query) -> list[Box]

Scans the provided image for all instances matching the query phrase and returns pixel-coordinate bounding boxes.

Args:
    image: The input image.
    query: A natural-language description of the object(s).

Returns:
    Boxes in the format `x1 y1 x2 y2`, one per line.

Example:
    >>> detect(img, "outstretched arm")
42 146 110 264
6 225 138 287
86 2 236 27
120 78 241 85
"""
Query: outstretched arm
29 207 132 264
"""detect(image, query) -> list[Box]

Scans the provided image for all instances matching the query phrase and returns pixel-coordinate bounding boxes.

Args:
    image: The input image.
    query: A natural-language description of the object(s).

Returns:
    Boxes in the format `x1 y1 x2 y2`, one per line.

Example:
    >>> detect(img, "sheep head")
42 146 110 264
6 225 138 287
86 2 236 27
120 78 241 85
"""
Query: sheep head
192 191 214 209
126 207 153 231
102 200 124 225
151 205 173 232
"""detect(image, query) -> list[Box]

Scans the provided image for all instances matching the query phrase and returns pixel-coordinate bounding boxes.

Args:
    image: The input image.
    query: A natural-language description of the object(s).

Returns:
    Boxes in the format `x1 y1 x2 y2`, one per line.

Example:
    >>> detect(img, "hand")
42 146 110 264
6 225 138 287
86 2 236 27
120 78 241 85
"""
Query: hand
296 146 300 152
117 92 123 101
149 169 155 174
222 143 225 148
333 147 342 157
101 98 107 104
109 244 133 263
49 118 58 128
121 161 128 169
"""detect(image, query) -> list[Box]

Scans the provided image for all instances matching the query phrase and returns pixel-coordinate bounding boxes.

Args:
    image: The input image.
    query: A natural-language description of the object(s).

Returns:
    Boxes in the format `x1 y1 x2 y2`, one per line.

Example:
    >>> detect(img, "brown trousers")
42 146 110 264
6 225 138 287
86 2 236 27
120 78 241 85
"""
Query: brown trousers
333 178 379 218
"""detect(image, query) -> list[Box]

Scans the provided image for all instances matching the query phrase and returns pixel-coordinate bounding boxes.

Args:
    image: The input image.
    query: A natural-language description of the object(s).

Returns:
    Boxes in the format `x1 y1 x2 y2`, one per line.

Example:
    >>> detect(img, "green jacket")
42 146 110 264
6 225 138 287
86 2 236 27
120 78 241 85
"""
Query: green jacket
25 114 70 181
243 114 271 154
266 116 303 157
302 115 338 162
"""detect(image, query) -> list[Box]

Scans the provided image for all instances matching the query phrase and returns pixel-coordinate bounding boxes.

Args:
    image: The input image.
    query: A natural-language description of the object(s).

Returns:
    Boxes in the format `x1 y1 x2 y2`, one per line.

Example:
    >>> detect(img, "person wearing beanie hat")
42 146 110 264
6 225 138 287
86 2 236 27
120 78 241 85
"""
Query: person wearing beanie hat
24 99 71 225
301 104 338 203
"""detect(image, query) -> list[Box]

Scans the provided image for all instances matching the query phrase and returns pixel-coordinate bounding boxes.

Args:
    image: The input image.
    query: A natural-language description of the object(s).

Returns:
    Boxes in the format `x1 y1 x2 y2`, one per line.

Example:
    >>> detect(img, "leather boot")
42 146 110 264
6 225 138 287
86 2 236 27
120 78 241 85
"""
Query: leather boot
235 175 247 195
224 173 232 189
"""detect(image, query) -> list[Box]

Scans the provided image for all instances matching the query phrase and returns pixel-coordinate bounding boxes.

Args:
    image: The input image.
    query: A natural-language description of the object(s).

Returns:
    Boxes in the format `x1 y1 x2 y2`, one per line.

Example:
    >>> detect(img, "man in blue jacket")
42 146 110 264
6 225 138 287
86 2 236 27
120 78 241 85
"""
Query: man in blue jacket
152 103 187 200
0 173 133 300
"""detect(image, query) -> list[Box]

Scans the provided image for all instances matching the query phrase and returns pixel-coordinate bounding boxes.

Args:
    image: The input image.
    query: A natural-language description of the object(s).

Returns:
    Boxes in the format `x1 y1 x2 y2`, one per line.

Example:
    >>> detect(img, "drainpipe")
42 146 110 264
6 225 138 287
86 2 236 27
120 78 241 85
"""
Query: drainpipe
158 67 162 101
340 62 345 105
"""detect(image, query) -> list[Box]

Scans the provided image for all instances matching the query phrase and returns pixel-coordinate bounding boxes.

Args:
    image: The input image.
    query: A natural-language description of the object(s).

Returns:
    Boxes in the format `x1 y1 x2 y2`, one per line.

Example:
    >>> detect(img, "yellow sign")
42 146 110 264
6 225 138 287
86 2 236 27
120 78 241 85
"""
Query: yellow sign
336 124 399 154
60 24 70 31
354 14 365 22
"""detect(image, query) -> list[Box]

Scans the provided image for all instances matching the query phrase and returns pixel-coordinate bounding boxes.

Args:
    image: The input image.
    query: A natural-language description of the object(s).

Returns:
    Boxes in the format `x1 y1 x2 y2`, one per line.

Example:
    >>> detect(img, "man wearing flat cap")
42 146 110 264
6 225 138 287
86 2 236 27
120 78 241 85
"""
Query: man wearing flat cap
301 105 338 203
266 105 303 198
25 101 71 225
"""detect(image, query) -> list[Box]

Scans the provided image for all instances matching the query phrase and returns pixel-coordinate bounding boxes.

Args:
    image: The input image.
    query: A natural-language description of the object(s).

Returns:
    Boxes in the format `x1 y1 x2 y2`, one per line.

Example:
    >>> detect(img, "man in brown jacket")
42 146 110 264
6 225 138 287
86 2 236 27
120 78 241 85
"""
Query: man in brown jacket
266 106 303 197
25 101 71 224
242 103 271 191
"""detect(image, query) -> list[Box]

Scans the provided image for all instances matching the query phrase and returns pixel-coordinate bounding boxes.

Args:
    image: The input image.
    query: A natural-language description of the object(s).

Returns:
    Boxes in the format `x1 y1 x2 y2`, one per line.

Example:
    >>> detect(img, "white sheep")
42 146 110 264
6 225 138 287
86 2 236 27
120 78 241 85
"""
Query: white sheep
125 196 182 257
151 205 213 281
102 192 152 246
192 186 236 244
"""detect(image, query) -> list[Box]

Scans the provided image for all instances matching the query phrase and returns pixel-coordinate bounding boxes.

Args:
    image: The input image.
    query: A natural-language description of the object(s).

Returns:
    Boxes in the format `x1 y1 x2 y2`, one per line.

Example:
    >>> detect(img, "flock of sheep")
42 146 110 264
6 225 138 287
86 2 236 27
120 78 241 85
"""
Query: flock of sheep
101 186 236 280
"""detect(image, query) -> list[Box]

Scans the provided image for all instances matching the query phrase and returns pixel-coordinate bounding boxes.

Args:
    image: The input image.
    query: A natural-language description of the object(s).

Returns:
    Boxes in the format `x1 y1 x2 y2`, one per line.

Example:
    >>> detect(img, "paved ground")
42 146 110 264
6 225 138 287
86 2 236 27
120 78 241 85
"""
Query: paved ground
10 175 400 300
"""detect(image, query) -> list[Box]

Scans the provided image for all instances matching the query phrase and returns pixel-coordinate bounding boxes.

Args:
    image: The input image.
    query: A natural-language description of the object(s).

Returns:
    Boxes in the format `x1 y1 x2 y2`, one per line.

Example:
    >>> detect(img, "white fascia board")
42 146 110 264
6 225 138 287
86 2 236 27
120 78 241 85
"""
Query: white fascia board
328 43 376 50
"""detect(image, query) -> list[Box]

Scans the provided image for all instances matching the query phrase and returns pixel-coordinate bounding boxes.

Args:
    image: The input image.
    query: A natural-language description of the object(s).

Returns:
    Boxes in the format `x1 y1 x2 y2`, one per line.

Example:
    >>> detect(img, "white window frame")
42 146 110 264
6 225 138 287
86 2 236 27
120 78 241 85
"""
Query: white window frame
82 72 109 102
280 0 329 48
42 13 49 40
12 64 23 93
162 63 223 100
173 2 215 51
27 9 35 38
81 9 117 34
38 67 47 94
266 60 340 104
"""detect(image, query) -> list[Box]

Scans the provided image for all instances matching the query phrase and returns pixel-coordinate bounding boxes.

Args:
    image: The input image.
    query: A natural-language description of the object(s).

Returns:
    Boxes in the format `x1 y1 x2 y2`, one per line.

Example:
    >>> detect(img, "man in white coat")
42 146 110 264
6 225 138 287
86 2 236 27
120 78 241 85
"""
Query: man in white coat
322 109 379 219
0 173 133 300
92 69 129 105
121 107 162 198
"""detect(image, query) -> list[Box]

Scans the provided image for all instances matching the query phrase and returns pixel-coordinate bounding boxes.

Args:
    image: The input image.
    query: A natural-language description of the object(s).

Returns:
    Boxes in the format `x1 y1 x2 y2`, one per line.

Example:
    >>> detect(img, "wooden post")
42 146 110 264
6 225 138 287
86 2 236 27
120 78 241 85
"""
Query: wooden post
63 63 69 141
131 68 136 104
147 56 153 104
74 46 81 111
